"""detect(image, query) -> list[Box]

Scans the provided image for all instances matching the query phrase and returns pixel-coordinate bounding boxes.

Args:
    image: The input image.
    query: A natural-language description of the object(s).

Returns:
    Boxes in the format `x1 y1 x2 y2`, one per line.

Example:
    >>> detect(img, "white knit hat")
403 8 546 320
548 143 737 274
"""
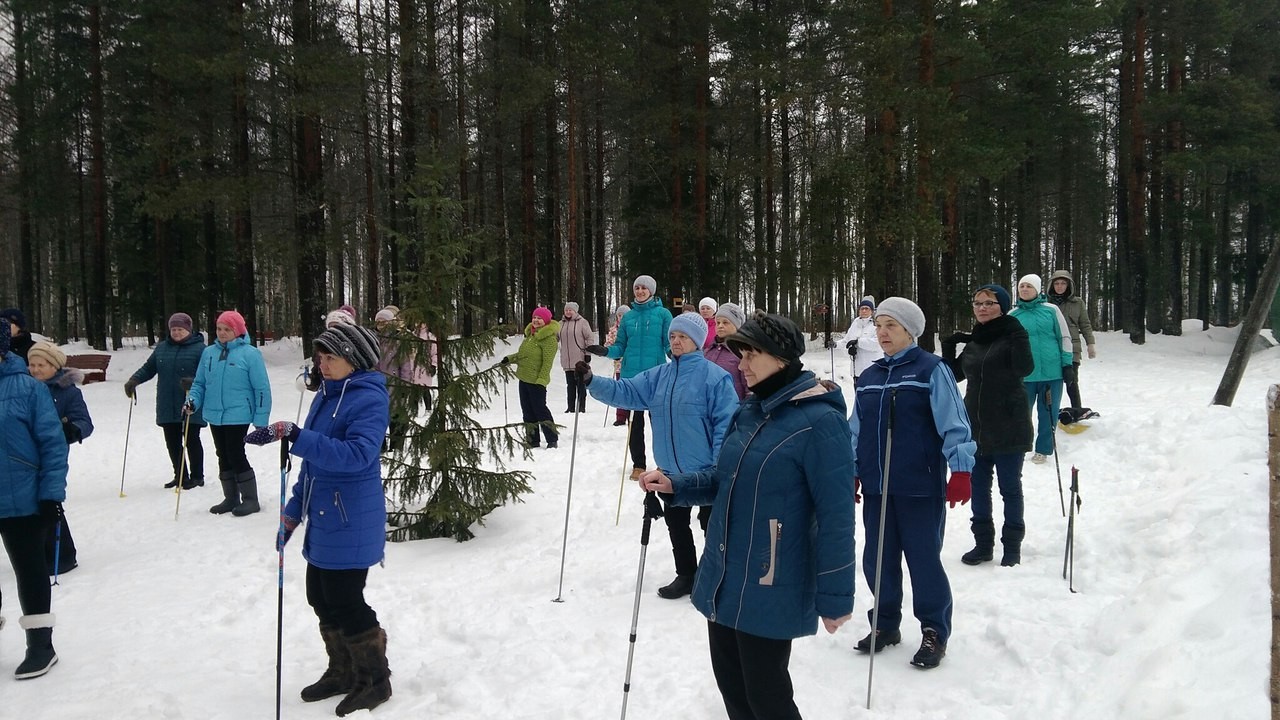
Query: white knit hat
1018 274 1043 295
698 297 717 311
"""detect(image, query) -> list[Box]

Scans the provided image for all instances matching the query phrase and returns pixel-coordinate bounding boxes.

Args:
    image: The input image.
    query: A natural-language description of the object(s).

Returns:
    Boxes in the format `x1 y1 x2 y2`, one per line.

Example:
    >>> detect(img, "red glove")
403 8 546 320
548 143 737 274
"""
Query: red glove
854 478 861 504
946 471 971 508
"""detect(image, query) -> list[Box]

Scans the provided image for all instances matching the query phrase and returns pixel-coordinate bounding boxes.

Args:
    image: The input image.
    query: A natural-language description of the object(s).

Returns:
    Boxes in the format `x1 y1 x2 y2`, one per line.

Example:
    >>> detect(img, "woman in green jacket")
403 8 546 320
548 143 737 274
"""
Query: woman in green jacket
504 307 561 448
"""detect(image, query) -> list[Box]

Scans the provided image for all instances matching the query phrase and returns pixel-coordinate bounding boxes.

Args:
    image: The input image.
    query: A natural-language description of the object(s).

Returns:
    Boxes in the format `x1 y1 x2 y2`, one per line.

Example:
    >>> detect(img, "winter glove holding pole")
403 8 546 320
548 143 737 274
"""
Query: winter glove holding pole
61 418 82 444
277 515 300 551
38 500 61 524
245 421 301 446
182 398 196 416
574 359 593 386
946 471 972 508
123 378 139 398
846 339 857 358
1062 364 1078 384
584 344 608 357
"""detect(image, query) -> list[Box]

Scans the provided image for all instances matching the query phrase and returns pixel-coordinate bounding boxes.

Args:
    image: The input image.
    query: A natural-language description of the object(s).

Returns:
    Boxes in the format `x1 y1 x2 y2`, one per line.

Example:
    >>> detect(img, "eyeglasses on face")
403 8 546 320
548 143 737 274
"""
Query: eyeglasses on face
971 301 1000 308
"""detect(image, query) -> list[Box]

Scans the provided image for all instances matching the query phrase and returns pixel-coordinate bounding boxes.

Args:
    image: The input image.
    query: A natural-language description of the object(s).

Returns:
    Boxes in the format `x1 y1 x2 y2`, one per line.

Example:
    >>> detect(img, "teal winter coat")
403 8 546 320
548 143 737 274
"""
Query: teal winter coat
187 335 272 426
1010 295 1073 382
605 296 673 378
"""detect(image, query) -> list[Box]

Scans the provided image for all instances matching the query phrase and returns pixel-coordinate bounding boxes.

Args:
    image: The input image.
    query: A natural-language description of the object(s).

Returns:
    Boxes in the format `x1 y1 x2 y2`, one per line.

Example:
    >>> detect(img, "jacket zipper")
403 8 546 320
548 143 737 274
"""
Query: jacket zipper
760 518 781 586
334 491 350 525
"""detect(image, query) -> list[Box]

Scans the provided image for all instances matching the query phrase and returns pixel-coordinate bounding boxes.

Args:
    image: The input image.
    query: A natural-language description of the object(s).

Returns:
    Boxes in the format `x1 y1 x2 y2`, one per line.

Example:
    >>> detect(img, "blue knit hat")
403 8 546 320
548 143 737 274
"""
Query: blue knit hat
976 284 1011 315
858 296 876 311
670 311 708 349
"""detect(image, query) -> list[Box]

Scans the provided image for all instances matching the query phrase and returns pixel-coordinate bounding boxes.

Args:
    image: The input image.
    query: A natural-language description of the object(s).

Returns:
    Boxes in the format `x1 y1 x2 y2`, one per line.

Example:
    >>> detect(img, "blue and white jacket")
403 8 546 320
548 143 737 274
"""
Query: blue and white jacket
850 345 975 496
0 354 68 518
668 371 855 640
283 370 389 570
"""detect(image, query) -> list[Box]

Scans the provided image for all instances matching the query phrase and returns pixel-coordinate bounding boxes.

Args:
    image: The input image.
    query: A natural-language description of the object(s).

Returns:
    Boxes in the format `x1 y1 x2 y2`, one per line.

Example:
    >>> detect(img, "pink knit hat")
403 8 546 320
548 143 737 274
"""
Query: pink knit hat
532 307 553 323
216 310 247 338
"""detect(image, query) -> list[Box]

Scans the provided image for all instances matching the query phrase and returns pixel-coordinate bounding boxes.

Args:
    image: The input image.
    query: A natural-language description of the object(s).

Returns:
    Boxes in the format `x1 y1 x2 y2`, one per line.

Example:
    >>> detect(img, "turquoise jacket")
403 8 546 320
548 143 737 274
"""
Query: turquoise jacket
188 334 272 426
605 296 672 378
1010 295 1073 382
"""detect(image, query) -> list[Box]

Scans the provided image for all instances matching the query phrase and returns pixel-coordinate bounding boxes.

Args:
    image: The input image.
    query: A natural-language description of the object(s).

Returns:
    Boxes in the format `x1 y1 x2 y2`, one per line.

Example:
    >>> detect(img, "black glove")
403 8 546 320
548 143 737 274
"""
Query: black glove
61 418 82 444
182 399 196 416
1062 364 1078 384
305 362 322 392
499 356 511 365
575 359 593 386
941 332 971 361
584 344 608 357
179 376 193 393
39 500 61 524
123 378 139 398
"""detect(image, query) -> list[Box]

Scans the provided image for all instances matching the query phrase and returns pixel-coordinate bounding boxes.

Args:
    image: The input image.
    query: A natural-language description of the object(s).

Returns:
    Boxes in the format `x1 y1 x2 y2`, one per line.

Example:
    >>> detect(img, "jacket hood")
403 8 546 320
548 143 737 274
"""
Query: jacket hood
216 334 250 351
45 367 86 389
631 295 665 312
320 367 387 396
758 370 847 416
1048 270 1075 300
0 352 28 376
525 319 560 338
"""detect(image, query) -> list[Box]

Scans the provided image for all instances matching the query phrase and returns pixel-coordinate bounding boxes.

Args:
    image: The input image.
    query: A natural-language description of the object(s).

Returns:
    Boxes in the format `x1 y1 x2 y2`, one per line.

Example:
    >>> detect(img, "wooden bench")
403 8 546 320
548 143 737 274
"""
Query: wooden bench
65 354 111 384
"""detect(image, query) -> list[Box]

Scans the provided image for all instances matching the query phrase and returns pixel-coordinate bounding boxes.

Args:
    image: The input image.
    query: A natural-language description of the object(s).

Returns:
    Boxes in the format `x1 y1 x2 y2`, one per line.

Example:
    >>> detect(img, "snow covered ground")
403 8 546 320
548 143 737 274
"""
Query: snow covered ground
2 320 1273 719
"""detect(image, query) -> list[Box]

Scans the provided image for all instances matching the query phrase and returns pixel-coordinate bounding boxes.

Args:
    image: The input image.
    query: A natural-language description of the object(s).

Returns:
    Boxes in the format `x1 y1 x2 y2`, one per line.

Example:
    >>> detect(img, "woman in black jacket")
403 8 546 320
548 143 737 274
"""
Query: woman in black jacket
942 284 1035 567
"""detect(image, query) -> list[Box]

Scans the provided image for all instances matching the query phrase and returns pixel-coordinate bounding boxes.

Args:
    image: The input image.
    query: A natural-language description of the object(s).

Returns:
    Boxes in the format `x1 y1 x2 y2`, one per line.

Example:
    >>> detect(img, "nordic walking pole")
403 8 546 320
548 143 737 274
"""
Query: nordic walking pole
119 394 136 498
866 389 896 710
173 406 193 520
615 415 634 525
553 375 586 603
295 364 310 424
50 507 62 587
1063 466 1082 593
275 437 292 720
1048 387 1066 517
620 491 664 720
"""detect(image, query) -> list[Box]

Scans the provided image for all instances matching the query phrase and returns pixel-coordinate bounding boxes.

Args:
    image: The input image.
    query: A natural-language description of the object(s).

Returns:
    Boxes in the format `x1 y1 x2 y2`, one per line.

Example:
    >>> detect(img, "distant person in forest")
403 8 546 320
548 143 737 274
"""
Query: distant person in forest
704 302 748 401
0 321 67 680
1009 275 1073 464
306 306 358 392
557 302 595 413
502 307 561 449
124 312 207 490
604 305 631 427
185 310 271 516
1046 270 1097 422
1 308 34 362
585 275 673 479
27 341 92 576
843 296 882 383
697 298 718 350
374 305 436 452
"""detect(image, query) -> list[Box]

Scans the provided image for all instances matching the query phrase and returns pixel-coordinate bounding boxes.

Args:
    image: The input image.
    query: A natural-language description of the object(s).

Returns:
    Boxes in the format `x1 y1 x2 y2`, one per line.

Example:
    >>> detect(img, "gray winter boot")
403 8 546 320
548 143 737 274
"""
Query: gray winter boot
209 471 239 514
15 613 57 680
961 519 996 565
1001 523 1026 567
232 469 260 516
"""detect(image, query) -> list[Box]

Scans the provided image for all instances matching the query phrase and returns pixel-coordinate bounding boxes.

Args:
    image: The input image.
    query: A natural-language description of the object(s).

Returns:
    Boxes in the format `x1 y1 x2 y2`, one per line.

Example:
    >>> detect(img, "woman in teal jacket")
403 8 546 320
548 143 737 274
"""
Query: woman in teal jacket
186 310 271 516
1009 275 1073 462
586 274 673 477
640 312 854 719
125 312 207 489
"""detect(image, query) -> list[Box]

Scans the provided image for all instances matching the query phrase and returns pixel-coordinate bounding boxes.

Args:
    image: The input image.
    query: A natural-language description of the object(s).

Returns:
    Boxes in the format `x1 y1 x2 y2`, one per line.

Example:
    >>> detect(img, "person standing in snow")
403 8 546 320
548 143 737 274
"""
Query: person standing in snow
585 275 673 479
185 310 271 516
604 305 631 427
941 285 1034 567
0 321 67 679
27 342 92 575
639 311 855 718
843 296 882 383
556 302 595 413
374 305 436 451
579 312 739 599
502 307 561 449
1 308 35 362
704 302 748 401
1046 270 1097 420
850 297 975 669
247 322 392 716
1009 275 1073 463
697 297 718 350
124 312 207 490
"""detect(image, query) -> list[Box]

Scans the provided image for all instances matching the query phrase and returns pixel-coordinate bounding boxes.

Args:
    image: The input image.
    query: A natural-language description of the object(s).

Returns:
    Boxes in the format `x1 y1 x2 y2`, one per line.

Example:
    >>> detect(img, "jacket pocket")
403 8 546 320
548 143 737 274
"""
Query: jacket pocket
333 491 350 527
759 518 781 586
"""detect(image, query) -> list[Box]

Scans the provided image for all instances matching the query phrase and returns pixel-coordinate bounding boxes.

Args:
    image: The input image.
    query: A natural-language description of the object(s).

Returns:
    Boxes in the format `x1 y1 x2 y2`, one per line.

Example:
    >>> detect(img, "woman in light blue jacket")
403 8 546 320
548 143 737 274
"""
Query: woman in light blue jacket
640 312 855 719
186 310 271 517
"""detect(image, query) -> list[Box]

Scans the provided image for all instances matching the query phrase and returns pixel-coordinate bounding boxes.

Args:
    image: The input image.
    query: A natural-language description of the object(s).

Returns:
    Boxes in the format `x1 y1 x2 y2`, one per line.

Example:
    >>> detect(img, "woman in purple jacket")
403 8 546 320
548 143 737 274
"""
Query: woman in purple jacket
246 322 392 716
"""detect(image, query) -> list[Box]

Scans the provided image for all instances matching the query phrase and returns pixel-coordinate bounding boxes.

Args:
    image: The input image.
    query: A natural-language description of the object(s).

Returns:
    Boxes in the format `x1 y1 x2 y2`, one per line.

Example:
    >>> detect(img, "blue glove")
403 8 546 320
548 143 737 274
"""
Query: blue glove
277 515 300 551
245 421 300 446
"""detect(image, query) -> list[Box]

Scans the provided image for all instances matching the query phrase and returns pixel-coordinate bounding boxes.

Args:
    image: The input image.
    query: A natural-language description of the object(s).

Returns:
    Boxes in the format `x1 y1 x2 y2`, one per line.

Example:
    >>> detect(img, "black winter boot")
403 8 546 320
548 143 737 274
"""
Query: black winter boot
335 625 392 717
961 519 996 565
910 628 946 669
854 628 902 653
209 471 239 514
657 574 695 600
301 624 353 702
15 613 57 680
1001 524 1026 567
232 470 260 517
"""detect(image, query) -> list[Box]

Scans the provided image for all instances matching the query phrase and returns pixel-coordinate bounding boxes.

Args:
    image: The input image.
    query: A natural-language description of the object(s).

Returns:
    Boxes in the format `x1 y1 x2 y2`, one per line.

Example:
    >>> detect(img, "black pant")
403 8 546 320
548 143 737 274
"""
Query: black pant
628 410 647 469
44 512 76 574
306 564 378 636
162 421 205 483
1065 360 1083 410
663 503 711 577
707 621 801 720
563 370 587 412
0 515 52 616
517 381 558 446
208 423 251 475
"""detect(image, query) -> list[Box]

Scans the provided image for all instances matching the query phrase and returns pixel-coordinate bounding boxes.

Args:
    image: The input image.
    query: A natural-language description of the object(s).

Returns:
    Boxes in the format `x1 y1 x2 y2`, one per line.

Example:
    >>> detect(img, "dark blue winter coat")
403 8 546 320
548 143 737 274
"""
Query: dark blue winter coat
0 353 68 518
129 333 207 426
668 371 856 641
587 350 739 474
42 368 94 444
283 370 389 570
604 296 673 378
188 334 271 427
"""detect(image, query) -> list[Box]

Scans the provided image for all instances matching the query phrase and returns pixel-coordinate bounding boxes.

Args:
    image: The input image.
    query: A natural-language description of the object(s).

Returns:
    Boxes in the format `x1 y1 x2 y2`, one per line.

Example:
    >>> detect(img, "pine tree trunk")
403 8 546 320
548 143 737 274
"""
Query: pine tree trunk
1212 238 1280 406
231 0 257 340
87 2 109 348
1124 0 1148 344
294 0 327 349
356 0 381 318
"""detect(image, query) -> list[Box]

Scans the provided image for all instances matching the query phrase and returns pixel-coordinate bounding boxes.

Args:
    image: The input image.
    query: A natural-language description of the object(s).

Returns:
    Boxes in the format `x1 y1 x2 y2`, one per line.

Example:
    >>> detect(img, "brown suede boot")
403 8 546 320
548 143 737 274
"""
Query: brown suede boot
335 625 391 717
301 624 353 702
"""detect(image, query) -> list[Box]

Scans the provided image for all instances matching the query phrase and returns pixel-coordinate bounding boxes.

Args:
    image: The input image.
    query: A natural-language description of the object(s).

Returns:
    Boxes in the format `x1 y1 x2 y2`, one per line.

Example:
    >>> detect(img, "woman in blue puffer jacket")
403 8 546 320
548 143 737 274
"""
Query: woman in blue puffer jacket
0 322 68 680
247 322 392 716
186 310 271 517
640 312 855 720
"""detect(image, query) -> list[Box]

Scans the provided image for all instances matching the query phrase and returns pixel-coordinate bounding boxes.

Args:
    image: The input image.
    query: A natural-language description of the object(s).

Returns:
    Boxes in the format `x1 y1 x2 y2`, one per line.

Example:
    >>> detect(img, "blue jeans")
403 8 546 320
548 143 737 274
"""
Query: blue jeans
970 454 1025 528
1024 380 1063 456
